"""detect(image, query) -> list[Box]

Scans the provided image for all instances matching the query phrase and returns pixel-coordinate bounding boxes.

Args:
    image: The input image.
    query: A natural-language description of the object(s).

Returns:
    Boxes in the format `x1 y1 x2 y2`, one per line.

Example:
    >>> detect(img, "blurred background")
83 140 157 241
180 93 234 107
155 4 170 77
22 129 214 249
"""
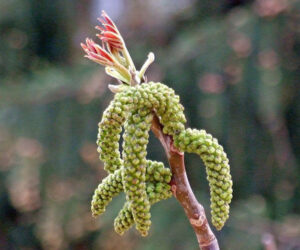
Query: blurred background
0 0 300 249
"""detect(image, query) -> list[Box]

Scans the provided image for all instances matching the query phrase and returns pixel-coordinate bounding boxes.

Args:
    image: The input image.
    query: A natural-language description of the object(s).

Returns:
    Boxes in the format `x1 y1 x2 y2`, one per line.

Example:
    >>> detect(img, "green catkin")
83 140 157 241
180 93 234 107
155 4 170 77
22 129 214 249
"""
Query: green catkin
173 128 232 230
114 181 172 235
120 82 232 230
145 160 172 183
93 81 232 235
91 160 172 217
134 83 186 136
113 161 172 235
113 82 186 137
91 169 123 217
122 110 153 236
97 93 130 173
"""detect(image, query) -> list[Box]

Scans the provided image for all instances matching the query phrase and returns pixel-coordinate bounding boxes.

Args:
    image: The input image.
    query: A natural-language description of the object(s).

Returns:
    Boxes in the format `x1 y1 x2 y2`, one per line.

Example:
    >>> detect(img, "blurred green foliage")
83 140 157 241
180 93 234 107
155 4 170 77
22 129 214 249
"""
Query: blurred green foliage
0 0 300 249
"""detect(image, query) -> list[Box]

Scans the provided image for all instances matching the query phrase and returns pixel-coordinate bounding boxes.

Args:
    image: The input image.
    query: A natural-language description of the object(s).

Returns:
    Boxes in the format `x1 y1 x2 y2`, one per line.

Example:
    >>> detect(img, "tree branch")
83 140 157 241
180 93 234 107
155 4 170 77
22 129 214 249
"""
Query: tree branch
151 114 219 250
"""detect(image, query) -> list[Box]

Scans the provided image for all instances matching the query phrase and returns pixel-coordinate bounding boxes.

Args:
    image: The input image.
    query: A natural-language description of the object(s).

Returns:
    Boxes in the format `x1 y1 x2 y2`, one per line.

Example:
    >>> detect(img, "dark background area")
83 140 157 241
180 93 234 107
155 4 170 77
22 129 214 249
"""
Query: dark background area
0 0 299 249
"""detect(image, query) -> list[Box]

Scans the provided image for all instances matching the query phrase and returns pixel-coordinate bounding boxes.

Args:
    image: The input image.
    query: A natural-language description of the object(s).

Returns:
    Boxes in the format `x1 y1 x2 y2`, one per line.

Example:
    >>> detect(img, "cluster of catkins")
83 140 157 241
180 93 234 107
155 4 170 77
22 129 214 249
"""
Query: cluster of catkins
92 82 233 236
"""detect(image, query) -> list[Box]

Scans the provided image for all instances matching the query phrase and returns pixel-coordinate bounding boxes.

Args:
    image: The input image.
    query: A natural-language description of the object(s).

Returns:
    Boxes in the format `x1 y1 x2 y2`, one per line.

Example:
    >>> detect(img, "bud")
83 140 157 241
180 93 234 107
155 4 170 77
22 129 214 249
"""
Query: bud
96 11 124 52
81 38 114 66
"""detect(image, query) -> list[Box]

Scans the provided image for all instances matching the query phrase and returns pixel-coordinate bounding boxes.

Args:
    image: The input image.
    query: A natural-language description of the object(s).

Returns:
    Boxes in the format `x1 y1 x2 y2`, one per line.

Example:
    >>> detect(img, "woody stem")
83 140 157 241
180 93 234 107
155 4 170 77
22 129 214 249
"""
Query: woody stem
151 114 219 250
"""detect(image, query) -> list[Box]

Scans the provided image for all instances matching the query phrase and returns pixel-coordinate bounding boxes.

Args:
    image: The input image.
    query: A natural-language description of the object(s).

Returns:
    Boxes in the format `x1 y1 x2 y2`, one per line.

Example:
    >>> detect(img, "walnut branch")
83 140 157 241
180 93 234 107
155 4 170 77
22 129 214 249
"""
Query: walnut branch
151 114 219 250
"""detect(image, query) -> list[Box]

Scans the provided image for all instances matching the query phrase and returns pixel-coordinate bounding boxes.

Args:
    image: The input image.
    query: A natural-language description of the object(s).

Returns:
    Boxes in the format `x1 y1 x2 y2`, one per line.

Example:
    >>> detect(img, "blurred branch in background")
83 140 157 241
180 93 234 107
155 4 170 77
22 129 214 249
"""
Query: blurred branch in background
0 0 300 249
262 233 277 250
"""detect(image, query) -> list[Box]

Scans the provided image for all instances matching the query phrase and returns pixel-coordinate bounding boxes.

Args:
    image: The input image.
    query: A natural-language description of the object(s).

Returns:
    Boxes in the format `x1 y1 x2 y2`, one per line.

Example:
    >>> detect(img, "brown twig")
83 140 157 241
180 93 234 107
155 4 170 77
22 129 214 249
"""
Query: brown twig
151 114 219 250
